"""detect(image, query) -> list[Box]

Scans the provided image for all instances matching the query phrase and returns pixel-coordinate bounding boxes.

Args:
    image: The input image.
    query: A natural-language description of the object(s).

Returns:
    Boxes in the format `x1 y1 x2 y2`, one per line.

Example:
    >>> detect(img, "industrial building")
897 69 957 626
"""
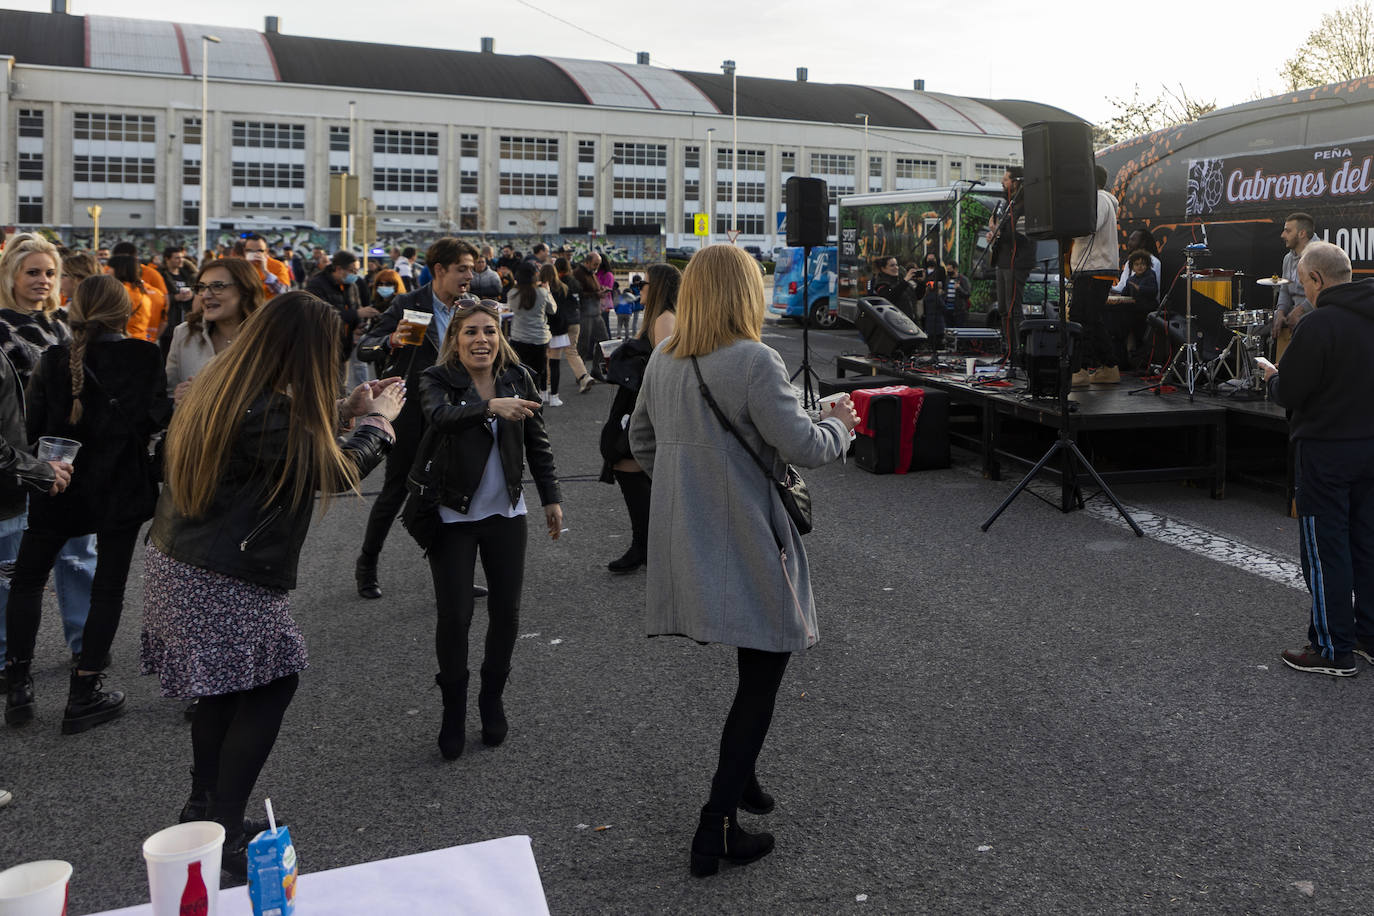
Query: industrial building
0 5 1084 248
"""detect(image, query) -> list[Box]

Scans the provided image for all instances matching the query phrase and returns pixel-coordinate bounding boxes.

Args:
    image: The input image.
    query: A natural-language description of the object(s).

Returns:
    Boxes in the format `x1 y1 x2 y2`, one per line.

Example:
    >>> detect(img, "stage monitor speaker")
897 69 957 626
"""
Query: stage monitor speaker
1020 318 1082 399
1022 121 1096 240
785 176 829 247
855 296 926 360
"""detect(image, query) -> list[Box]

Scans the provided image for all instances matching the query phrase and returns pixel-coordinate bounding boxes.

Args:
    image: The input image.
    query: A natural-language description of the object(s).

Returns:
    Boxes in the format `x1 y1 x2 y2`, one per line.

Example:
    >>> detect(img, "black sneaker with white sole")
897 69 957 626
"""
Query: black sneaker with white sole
1281 645 1358 677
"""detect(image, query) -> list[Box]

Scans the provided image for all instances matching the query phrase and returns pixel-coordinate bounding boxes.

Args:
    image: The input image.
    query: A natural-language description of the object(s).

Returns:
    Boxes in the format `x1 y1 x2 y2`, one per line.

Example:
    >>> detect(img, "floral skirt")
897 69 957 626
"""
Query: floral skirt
140 546 307 698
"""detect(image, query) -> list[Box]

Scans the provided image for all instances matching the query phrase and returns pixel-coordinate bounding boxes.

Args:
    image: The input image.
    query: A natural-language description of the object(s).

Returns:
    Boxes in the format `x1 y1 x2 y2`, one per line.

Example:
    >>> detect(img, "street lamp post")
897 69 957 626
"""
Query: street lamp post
856 113 870 192
721 60 737 238
705 127 716 248
198 34 221 260
346 99 356 259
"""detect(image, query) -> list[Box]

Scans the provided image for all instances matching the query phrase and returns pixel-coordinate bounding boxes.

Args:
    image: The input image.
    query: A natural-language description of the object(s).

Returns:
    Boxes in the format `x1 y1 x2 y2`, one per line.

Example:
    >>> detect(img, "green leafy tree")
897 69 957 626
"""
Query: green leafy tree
1281 2 1374 90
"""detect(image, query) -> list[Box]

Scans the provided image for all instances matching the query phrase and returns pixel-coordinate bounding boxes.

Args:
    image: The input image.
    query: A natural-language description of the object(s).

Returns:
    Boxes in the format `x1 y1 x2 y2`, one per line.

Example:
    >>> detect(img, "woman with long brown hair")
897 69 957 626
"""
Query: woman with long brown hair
408 299 561 760
4 275 168 733
0 234 96 689
598 262 681 573
141 291 404 881
164 258 264 403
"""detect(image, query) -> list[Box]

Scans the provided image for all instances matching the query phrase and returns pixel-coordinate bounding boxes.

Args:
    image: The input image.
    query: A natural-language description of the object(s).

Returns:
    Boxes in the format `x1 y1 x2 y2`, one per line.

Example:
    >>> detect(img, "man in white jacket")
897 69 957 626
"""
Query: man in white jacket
1069 165 1121 385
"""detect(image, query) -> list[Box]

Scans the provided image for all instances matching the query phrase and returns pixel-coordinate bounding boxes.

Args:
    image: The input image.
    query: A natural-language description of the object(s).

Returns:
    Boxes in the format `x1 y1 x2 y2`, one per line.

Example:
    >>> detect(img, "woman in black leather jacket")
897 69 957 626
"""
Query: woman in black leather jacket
411 299 561 760
141 292 404 882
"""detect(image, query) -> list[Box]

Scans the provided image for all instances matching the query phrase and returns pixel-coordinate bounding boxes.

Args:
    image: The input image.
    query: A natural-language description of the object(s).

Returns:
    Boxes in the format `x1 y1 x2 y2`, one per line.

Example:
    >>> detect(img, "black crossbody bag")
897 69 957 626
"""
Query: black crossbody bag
690 356 812 536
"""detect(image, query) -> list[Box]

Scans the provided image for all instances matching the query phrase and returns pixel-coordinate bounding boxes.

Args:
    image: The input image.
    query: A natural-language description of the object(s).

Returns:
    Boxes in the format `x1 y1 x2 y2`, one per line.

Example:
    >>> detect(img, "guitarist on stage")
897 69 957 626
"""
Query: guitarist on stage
986 166 1037 373
1272 211 1314 362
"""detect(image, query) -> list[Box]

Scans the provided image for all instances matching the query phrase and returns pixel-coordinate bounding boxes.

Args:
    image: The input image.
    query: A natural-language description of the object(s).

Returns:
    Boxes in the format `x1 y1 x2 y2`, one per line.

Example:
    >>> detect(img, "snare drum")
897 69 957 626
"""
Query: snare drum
1190 269 1235 308
1222 308 1273 329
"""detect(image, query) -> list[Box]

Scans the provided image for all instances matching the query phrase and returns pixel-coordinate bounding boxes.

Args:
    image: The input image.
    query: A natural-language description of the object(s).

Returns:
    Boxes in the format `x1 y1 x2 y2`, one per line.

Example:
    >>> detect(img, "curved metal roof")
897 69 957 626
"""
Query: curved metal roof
0 9 1086 132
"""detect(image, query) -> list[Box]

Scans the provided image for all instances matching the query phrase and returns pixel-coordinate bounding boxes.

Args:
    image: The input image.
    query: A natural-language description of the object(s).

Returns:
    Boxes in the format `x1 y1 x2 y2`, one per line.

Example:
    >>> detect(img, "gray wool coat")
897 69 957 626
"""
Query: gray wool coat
629 339 849 652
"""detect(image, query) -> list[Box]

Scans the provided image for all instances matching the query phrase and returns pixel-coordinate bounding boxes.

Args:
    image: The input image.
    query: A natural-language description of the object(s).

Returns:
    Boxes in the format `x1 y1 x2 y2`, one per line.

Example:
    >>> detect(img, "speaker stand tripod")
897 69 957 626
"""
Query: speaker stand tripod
788 244 820 408
981 242 1143 536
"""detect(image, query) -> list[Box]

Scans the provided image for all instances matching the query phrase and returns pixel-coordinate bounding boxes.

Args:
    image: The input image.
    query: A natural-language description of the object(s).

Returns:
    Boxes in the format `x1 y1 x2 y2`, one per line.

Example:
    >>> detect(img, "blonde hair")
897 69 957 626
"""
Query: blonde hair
437 302 520 375
663 244 764 358
165 291 358 518
0 233 63 315
67 275 133 423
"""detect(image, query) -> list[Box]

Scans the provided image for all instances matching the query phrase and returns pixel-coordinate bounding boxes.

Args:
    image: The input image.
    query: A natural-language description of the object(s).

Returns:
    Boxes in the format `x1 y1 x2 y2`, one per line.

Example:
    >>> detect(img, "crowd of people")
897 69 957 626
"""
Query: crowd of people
0 231 860 883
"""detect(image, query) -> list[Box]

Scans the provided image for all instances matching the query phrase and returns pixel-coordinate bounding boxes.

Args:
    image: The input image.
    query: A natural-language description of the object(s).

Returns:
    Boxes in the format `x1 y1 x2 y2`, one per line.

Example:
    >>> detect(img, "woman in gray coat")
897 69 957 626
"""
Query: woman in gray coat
629 244 858 877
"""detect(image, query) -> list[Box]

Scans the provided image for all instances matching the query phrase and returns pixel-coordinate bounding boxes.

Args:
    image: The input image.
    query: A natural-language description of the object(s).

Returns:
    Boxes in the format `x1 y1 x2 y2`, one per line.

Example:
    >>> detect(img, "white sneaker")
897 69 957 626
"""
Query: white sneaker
0 788 11 808
548 394 564 407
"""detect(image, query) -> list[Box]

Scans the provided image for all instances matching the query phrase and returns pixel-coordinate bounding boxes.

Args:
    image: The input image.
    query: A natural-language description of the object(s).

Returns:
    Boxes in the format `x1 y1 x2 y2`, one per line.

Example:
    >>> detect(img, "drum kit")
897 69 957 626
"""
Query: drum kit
1138 259 1279 399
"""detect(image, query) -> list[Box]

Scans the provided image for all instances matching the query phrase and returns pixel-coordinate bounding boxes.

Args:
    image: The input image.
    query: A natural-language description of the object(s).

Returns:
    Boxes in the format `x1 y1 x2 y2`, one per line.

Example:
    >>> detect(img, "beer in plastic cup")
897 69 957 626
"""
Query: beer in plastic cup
0 860 72 916
36 437 80 463
399 309 432 346
142 821 224 916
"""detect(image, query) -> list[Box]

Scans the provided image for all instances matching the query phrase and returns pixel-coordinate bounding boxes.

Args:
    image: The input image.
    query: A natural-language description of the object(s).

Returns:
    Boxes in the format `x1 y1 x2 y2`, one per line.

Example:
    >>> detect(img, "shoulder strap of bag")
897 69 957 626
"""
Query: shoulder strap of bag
690 356 779 485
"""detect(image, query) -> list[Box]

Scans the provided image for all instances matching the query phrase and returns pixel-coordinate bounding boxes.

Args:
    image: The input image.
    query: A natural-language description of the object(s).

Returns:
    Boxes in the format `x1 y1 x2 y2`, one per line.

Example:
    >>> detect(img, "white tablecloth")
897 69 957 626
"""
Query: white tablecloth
86 835 548 916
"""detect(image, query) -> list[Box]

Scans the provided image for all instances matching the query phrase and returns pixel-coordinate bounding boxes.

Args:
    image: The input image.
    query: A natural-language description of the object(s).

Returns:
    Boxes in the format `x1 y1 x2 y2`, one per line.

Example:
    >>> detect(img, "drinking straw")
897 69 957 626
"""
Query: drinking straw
265 798 277 833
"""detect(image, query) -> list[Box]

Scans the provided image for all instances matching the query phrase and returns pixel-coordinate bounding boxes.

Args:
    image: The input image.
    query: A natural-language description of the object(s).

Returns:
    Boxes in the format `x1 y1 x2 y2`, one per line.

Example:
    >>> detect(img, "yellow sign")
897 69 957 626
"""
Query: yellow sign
693 213 710 236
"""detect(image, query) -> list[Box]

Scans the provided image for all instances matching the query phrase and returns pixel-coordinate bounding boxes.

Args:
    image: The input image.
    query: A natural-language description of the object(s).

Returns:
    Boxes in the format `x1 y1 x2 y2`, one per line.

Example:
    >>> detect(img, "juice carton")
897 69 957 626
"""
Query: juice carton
246 826 297 916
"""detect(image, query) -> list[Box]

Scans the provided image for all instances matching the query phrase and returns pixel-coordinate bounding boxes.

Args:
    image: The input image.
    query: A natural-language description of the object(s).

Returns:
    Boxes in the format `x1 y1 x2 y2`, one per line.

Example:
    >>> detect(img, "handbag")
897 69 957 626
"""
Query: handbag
689 356 812 536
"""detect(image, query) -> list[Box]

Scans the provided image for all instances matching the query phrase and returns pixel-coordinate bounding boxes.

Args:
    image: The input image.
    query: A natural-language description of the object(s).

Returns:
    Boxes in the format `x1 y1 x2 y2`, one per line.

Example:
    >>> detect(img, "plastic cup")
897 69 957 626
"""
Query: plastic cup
0 860 72 916
399 309 432 346
35 437 80 463
142 821 224 916
965 357 977 378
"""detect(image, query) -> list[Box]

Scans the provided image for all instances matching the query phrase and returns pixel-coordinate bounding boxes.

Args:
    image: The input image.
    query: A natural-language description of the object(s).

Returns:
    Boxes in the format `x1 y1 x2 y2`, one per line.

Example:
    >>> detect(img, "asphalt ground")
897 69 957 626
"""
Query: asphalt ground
3 320 1367 915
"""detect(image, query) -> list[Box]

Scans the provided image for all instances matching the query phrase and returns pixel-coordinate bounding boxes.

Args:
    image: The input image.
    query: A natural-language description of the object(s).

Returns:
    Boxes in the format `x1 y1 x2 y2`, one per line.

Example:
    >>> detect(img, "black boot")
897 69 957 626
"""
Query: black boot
435 672 468 760
61 670 125 735
355 552 381 600
4 659 35 726
220 824 249 884
608 470 650 574
740 775 775 815
477 667 510 747
689 806 774 877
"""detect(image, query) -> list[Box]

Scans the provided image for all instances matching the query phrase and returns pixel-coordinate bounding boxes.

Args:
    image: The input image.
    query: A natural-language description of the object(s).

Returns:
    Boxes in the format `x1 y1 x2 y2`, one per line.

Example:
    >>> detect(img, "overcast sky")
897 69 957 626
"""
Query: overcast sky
10 0 1347 124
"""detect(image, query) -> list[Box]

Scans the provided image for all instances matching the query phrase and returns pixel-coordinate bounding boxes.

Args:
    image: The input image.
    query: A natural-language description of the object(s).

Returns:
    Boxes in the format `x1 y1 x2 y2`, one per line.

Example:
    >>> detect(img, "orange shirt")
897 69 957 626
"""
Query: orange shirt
123 282 156 342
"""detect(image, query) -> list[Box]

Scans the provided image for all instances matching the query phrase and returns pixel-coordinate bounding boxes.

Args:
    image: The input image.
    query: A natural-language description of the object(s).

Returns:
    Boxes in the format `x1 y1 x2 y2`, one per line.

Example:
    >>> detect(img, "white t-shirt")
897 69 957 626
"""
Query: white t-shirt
395 256 413 279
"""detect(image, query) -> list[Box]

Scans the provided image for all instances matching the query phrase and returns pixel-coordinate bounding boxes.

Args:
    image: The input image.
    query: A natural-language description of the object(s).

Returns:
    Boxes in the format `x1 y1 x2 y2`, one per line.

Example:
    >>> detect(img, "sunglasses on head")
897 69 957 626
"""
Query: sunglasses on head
453 296 503 318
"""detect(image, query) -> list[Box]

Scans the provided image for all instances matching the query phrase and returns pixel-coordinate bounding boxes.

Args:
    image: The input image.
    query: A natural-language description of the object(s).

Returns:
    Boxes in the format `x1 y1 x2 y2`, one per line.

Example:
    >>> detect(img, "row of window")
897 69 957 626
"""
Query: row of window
374 168 440 193
75 113 155 143
231 163 305 189
73 156 155 184
374 129 439 157
231 122 305 150
613 143 668 167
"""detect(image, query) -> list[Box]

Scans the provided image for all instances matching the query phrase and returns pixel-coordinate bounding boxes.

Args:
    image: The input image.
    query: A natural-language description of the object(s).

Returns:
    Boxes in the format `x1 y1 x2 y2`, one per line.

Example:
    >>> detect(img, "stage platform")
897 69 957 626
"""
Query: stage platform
833 354 1291 509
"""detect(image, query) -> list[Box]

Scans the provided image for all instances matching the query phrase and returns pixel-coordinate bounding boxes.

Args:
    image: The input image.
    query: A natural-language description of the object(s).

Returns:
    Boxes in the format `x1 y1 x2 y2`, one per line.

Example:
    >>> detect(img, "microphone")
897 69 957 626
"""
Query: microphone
960 179 986 186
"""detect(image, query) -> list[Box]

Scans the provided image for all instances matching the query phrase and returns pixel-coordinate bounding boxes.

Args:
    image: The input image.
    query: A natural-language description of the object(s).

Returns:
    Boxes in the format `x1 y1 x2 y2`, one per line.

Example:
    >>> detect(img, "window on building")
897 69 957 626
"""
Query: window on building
17 109 44 223
329 126 350 152
19 109 44 137
500 136 559 161
684 145 700 170
460 133 479 158
18 153 42 182
181 117 201 225
231 121 305 149
577 139 596 164
895 157 938 189
373 128 440 212
19 197 43 223
460 205 478 230
974 162 1006 182
500 135 560 209
72 112 155 201
228 120 307 209
75 112 155 143
460 171 478 194
371 129 438 156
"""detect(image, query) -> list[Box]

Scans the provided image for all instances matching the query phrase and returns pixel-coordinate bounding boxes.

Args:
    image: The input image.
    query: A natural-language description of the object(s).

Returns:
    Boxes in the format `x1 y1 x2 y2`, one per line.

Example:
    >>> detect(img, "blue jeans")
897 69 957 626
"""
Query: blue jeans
0 510 96 659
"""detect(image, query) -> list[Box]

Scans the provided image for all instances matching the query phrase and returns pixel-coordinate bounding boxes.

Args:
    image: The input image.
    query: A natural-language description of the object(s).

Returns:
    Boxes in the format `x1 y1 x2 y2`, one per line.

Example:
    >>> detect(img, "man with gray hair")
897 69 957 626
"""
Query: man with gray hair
1261 240 1374 676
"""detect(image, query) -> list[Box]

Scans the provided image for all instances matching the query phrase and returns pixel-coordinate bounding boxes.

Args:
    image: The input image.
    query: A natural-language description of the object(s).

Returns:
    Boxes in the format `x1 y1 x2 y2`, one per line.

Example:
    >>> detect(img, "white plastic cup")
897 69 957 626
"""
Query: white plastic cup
818 392 848 411
965 357 977 378
0 860 72 916
142 821 224 916
35 437 80 463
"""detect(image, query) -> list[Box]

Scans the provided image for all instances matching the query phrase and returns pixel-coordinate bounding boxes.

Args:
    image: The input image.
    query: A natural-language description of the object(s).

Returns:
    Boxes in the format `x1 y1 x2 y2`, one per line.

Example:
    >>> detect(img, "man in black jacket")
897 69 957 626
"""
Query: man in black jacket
1262 240 1374 677
354 237 486 600
306 251 377 363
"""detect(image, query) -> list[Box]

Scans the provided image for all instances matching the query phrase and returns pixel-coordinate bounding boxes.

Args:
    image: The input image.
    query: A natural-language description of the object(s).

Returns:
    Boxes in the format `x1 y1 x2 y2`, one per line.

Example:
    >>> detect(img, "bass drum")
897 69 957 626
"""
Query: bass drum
1144 309 1230 363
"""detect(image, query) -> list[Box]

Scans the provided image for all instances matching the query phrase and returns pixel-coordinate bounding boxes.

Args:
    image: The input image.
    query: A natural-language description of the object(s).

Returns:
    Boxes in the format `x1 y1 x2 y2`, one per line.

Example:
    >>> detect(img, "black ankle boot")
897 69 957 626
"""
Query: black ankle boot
435 672 468 760
61 670 125 735
740 775 775 815
220 824 249 884
606 548 645 574
608 470 650 574
689 806 774 877
355 552 381 600
477 667 510 747
4 659 35 726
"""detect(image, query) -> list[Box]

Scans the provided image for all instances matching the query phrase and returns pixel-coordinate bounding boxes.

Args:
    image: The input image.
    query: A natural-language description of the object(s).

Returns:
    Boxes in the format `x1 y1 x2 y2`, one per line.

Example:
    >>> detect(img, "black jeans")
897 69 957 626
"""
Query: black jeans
707 647 791 814
997 267 1030 368
360 402 422 559
5 525 139 670
511 340 548 393
192 673 299 833
1072 274 1116 368
428 514 527 681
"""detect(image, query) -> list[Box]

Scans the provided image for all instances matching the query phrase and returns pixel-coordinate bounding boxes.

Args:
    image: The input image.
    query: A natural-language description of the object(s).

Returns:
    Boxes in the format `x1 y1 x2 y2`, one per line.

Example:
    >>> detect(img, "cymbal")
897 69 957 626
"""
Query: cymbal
1256 277 1290 286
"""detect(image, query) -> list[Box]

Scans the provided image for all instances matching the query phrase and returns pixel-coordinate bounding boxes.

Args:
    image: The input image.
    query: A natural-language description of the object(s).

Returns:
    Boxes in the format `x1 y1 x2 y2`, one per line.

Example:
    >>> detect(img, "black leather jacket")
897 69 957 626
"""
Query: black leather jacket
149 393 393 590
415 361 561 514
0 350 55 520
356 284 445 443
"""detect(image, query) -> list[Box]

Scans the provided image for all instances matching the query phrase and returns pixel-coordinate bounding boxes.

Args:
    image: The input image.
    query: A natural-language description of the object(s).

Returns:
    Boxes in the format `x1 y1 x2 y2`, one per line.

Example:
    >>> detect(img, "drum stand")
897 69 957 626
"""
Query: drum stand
1208 329 1262 396
1131 246 1207 402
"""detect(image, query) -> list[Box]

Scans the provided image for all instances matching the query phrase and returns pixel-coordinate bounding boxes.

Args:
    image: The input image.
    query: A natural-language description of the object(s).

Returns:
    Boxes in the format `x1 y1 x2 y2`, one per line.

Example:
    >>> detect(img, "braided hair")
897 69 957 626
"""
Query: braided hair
67 275 133 424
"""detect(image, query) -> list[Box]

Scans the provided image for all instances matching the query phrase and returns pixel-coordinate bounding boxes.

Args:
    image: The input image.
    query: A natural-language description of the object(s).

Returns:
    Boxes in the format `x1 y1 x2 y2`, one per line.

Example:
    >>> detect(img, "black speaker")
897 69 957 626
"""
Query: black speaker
1022 121 1096 239
1019 318 1082 399
785 176 829 247
856 296 926 359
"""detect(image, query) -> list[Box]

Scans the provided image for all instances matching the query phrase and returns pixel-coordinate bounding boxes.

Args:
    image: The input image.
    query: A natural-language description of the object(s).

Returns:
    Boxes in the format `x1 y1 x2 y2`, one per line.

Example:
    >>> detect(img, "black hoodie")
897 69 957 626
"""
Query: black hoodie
1269 277 1374 440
